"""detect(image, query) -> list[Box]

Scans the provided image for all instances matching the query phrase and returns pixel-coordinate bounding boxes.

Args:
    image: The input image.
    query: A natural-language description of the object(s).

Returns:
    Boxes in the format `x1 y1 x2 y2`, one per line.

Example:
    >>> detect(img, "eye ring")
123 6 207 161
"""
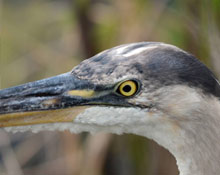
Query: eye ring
116 80 139 97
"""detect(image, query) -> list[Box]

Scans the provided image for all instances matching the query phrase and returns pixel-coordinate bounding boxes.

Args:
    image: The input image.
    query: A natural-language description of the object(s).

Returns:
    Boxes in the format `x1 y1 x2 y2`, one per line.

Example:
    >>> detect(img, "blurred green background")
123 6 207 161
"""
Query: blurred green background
0 0 220 175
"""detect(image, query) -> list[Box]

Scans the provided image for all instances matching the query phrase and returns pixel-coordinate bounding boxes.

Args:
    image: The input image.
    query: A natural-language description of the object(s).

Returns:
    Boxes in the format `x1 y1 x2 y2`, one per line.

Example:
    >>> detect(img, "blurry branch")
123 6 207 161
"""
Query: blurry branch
61 132 112 175
23 155 73 175
148 141 178 175
14 134 52 167
208 22 220 77
143 0 171 40
73 0 97 58
81 133 113 175
0 0 3 89
115 0 170 42
62 132 82 175
0 132 24 175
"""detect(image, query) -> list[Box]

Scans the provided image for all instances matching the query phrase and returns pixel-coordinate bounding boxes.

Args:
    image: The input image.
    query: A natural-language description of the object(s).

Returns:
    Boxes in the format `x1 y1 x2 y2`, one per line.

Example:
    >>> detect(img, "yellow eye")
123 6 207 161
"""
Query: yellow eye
117 80 138 97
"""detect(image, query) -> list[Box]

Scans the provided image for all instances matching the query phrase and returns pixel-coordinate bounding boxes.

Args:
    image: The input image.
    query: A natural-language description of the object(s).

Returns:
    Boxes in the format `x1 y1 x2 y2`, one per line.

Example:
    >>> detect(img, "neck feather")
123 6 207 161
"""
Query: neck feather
137 96 220 175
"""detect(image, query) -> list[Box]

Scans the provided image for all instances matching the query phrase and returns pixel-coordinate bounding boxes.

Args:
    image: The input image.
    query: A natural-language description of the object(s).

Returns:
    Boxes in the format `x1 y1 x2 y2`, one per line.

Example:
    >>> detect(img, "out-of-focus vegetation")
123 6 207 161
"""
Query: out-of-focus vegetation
0 0 220 175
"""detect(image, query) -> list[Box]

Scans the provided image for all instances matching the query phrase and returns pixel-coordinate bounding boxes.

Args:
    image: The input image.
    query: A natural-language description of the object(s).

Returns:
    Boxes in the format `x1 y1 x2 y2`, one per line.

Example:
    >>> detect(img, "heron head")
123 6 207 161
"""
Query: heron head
0 42 220 140
1 42 220 175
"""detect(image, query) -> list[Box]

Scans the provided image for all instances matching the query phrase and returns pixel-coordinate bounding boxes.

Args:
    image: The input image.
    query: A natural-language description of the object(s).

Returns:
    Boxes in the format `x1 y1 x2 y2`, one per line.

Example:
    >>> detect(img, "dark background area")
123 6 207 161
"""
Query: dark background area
0 0 220 175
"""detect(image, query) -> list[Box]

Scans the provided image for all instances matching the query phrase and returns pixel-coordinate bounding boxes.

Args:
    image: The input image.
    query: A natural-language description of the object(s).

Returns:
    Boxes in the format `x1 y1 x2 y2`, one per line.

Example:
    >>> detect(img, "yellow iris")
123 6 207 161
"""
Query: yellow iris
118 80 137 96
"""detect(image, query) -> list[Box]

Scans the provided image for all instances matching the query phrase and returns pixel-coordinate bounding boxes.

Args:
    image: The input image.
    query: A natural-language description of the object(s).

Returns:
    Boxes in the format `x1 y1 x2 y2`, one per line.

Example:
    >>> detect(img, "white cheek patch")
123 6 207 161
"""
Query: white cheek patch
74 106 149 126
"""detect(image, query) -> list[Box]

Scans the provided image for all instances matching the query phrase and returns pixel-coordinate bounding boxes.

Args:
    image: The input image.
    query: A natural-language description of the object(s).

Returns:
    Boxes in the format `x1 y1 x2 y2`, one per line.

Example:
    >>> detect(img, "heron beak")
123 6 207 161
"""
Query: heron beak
0 73 120 127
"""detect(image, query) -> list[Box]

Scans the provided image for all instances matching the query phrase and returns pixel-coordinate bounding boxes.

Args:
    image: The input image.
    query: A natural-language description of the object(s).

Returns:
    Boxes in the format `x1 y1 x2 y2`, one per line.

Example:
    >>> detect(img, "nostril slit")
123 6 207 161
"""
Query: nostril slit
25 92 60 97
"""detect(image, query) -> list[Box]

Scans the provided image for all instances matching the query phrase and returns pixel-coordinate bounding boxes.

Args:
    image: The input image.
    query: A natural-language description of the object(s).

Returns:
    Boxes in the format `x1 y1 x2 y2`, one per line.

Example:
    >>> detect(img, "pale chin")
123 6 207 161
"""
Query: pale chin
4 106 149 134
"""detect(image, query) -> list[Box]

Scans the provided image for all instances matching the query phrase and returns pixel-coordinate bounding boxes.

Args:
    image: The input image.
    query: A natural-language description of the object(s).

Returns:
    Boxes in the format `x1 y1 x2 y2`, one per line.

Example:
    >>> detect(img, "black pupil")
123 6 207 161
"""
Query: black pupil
123 85 132 92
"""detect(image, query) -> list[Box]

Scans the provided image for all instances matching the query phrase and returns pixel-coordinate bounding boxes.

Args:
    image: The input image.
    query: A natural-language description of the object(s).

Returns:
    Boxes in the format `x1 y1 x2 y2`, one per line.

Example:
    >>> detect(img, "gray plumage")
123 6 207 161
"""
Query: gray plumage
73 42 220 97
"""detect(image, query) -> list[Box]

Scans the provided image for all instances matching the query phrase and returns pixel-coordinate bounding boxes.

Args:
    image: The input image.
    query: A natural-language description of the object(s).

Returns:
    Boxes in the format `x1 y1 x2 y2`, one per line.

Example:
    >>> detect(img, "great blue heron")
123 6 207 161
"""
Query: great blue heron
0 42 219 175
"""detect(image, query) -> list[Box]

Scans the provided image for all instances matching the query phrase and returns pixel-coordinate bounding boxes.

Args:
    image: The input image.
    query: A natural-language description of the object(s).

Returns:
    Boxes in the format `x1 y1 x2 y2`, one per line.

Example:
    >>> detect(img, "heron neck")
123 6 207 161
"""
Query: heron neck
165 98 220 175
137 97 220 175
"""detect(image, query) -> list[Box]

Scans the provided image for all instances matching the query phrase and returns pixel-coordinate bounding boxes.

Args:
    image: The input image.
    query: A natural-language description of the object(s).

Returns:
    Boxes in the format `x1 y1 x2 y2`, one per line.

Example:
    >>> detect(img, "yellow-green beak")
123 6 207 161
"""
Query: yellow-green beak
0 73 130 127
